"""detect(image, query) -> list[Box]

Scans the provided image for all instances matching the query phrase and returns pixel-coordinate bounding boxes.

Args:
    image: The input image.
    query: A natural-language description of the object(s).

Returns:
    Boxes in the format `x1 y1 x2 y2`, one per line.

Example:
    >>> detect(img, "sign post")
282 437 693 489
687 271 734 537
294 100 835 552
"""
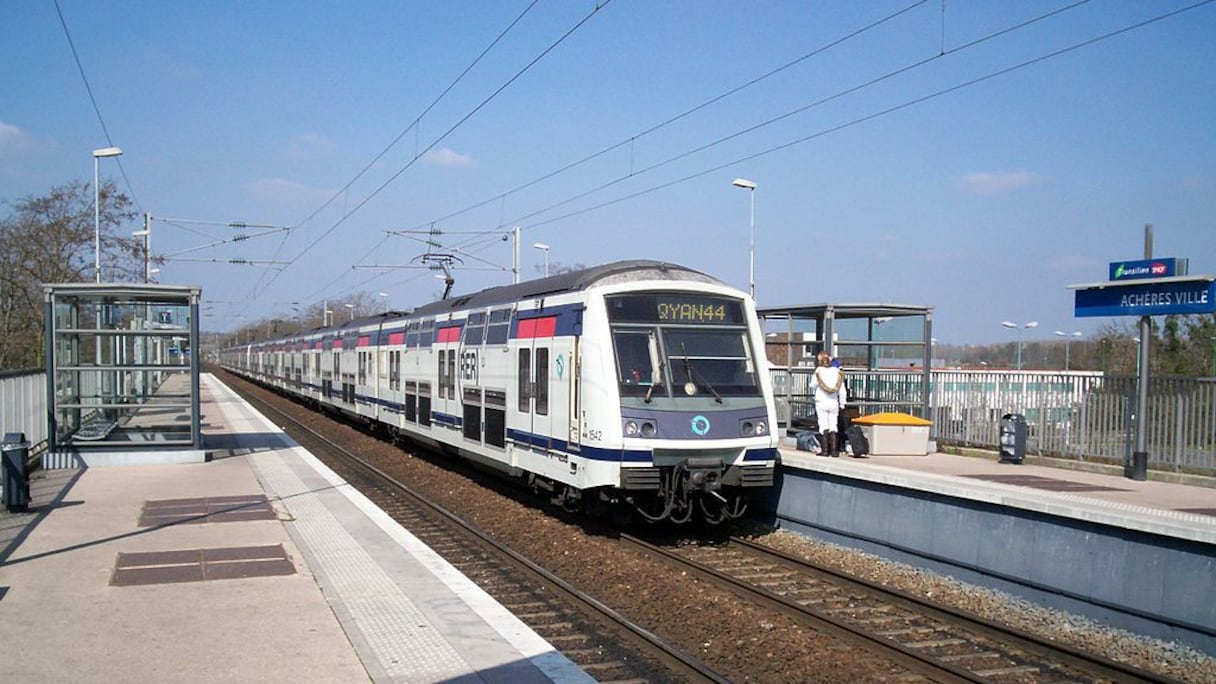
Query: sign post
1068 228 1215 479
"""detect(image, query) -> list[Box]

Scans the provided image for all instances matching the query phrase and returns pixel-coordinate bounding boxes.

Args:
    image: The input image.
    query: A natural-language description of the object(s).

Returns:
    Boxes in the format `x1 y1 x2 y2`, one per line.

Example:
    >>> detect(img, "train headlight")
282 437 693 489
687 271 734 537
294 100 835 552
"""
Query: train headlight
624 420 641 437
641 421 657 437
740 419 768 437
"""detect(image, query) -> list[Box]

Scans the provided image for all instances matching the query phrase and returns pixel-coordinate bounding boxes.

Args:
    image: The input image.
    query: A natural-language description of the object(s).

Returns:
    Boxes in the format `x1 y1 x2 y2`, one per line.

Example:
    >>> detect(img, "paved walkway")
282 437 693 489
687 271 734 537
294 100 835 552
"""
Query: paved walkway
0 374 591 684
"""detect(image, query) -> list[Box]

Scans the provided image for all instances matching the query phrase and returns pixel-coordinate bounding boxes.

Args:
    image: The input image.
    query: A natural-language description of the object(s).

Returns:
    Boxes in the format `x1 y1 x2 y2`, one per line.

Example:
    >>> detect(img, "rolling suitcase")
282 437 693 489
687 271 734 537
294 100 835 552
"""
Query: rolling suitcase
845 425 869 457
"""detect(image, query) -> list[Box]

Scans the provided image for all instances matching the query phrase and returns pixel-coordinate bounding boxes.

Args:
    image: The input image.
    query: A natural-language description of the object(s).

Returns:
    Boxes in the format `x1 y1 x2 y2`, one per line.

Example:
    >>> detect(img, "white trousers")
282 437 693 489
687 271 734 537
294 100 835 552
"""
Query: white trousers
815 399 841 434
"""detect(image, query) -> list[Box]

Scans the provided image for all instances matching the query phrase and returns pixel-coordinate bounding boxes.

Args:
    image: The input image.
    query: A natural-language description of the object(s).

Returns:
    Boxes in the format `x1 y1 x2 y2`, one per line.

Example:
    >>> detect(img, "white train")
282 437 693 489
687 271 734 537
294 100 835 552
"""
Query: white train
221 260 777 524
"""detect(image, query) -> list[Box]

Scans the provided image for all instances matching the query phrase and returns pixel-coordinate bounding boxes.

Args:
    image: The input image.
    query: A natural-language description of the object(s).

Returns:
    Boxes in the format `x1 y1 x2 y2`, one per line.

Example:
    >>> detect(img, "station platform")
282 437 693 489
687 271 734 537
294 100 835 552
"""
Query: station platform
776 441 1216 545
771 439 1216 654
0 374 592 683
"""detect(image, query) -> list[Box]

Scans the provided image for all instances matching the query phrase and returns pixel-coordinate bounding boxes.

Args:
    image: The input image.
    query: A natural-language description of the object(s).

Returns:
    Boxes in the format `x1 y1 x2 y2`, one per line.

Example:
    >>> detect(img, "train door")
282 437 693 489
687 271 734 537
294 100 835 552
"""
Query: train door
434 321 462 432
566 337 581 452
517 316 554 450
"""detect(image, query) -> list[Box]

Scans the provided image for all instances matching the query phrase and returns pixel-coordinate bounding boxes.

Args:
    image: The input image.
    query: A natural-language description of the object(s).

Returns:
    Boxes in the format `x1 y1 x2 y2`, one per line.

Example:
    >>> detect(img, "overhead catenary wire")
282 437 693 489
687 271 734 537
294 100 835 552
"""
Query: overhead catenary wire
503 0 1213 233
473 0 1102 231
222 0 1212 327
399 0 933 233
242 0 614 314
53 0 142 213
235 2 544 318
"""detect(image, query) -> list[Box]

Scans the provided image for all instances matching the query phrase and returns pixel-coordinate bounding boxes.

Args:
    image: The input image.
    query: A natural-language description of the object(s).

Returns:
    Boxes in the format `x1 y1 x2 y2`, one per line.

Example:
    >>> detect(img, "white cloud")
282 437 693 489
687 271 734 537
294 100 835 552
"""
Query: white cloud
0 121 35 156
287 133 337 161
1179 175 1211 192
423 147 473 168
956 171 1043 195
246 177 335 204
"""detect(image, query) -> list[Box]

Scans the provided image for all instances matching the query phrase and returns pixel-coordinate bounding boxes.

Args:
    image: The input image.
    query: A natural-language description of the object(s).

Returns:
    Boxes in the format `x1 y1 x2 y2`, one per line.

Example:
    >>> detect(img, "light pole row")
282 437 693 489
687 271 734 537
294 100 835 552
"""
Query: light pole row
731 178 757 300
93 146 123 282
1001 320 1038 371
1054 330 1083 371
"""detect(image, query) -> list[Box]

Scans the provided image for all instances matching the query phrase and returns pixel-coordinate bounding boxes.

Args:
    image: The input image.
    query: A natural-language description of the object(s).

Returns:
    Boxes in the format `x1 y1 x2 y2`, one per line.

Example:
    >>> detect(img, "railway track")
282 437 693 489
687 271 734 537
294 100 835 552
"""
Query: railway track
220 369 1193 682
230 375 728 684
627 533 1182 683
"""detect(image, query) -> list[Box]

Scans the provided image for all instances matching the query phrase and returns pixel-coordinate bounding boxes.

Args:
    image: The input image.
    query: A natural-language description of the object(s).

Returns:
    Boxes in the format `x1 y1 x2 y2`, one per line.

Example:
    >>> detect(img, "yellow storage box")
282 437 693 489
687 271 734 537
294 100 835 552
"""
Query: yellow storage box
851 412 932 456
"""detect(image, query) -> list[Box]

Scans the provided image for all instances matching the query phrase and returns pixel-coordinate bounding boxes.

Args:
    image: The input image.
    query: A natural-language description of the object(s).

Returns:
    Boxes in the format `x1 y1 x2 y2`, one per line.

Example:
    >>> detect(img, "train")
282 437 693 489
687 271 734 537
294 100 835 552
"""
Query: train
220 260 778 524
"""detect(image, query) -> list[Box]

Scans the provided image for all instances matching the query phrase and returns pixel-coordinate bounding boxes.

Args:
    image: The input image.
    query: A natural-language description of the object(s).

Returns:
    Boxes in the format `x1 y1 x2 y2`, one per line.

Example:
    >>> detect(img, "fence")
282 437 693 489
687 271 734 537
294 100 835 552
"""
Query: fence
0 369 48 454
771 367 1216 475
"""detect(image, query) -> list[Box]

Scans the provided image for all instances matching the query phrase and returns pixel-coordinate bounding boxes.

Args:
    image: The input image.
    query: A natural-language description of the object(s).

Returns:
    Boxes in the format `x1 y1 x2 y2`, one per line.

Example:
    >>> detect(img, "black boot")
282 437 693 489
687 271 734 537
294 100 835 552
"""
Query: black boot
828 432 839 457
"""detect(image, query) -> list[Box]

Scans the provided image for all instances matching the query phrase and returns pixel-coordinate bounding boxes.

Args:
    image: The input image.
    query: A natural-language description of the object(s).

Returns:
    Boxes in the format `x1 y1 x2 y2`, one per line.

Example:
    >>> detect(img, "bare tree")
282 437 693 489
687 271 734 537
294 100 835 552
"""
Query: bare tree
0 180 137 368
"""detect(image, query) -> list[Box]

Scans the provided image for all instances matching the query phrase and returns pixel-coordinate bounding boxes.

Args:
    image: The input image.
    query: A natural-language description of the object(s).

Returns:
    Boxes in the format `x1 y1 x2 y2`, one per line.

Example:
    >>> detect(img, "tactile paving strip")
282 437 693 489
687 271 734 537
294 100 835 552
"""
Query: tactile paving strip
138 495 277 527
960 473 1130 493
256 450 471 682
112 544 295 586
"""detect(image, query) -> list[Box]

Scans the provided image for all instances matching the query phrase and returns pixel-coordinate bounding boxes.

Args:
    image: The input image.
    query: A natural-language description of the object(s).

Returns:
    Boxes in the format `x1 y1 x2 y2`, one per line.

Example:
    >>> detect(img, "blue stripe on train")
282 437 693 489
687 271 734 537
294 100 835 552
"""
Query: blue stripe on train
318 391 776 465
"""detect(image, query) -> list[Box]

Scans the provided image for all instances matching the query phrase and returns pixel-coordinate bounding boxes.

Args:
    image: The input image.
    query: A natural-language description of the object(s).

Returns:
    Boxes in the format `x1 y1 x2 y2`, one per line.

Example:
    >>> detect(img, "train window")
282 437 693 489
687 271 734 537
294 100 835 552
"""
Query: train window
612 330 660 397
518 349 531 413
661 329 759 396
405 321 418 348
535 348 549 416
464 312 486 346
447 352 456 398
442 348 452 396
485 309 511 345
420 320 434 348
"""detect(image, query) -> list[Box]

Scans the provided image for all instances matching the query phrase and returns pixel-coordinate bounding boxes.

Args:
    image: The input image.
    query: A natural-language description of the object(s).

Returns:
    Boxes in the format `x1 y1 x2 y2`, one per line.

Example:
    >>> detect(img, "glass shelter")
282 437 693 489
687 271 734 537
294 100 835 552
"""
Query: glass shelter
43 283 203 464
758 303 934 432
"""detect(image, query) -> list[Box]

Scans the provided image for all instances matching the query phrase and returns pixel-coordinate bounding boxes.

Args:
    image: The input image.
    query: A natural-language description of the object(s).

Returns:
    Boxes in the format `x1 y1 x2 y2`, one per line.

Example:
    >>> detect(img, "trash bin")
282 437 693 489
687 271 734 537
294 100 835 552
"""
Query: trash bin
2 432 31 512
999 414 1026 464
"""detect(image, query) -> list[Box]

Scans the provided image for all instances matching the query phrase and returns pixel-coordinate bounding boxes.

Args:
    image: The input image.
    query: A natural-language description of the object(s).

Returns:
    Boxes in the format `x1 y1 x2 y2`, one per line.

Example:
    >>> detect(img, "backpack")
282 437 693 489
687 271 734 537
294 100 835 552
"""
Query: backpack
795 430 820 453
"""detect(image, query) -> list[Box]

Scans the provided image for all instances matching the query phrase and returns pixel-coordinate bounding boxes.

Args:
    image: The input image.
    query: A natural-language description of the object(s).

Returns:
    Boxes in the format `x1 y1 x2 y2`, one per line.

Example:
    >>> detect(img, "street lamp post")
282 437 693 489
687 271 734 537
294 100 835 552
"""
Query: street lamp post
133 224 152 284
1001 320 1039 370
93 146 123 282
344 303 356 320
532 242 550 277
1054 330 1083 371
731 178 757 300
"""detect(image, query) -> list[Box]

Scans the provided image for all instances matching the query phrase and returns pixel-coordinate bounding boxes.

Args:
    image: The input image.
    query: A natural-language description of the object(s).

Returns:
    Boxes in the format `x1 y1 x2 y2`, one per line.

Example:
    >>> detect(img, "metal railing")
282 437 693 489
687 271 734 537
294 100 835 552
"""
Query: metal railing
0 369 47 450
770 367 1216 475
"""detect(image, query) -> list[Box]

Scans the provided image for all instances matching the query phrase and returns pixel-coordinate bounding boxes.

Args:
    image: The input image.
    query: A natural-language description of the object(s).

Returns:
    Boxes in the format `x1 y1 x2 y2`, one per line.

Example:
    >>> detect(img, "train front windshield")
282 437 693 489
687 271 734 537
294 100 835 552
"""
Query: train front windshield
607 293 761 399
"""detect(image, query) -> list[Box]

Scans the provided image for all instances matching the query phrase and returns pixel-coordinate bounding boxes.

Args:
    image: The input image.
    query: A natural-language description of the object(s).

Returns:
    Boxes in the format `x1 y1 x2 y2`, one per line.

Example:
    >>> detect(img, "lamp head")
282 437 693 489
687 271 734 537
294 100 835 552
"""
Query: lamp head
93 146 123 158
731 178 756 190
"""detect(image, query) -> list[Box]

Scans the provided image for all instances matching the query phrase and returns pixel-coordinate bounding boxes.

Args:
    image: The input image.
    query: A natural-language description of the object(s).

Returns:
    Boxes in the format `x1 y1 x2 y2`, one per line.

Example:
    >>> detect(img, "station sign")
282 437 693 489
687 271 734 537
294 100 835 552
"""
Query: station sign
1108 257 1186 281
1073 277 1216 318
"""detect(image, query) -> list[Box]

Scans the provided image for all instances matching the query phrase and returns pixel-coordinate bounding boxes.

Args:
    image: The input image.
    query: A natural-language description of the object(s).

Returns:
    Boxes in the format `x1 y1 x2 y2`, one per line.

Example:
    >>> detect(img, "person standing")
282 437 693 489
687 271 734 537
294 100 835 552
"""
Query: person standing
812 351 847 457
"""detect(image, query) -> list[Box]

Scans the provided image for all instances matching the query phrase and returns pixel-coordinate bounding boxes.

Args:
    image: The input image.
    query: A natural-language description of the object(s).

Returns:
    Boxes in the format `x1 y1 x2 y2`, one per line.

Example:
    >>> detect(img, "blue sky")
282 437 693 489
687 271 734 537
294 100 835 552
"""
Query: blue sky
3 0 1214 344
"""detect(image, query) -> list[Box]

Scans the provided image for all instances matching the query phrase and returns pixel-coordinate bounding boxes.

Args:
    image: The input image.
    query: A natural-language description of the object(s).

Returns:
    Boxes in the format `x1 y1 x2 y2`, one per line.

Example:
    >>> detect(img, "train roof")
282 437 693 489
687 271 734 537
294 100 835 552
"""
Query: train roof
295 261 724 336
408 260 721 318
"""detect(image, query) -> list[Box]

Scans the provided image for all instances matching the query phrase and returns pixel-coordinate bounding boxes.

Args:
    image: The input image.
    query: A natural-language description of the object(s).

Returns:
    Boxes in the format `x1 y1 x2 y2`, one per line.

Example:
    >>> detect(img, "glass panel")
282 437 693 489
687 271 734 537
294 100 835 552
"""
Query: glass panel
535 348 549 415
613 330 662 397
518 349 531 413
662 329 760 397
438 350 446 398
